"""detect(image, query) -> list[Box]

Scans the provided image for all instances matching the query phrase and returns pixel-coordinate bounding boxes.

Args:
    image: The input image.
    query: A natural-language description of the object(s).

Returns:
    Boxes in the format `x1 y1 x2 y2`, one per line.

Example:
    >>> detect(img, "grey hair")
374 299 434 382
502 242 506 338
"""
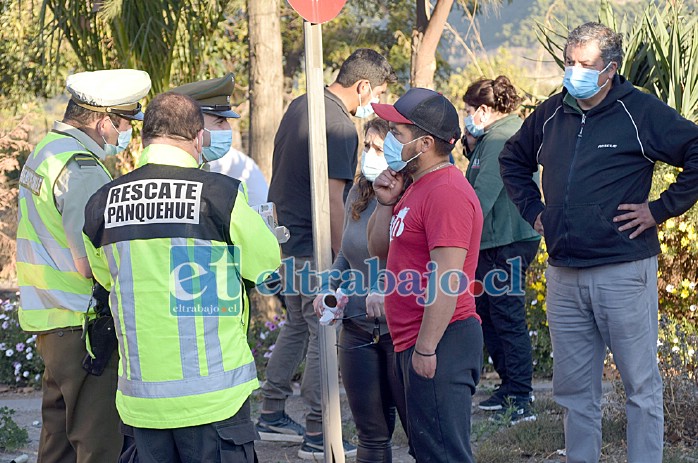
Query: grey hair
565 22 624 68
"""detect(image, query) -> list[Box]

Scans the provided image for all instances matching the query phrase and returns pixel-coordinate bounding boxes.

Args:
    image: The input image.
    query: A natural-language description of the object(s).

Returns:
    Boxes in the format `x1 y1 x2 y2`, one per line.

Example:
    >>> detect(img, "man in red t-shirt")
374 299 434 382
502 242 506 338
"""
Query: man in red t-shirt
366 88 484 463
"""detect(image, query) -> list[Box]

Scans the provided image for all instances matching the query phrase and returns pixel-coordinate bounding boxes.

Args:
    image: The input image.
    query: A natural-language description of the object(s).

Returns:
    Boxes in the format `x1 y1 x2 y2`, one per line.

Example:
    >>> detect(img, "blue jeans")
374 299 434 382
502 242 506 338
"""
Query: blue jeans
475 239 539 396
395 318 482 463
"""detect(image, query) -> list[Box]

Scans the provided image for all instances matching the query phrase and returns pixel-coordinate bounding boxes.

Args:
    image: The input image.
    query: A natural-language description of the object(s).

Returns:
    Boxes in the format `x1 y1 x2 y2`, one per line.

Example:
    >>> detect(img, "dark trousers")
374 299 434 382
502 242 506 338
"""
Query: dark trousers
395 318 482 463
132 399 258 463
36 330 122 463
338 321 407 463
475 239 539 397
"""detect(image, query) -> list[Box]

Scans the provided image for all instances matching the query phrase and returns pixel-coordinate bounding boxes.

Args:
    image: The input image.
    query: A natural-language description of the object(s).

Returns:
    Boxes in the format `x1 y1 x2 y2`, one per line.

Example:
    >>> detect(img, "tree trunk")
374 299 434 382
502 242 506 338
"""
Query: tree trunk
411 0 455 89
248 0 283 182
248 0 284 318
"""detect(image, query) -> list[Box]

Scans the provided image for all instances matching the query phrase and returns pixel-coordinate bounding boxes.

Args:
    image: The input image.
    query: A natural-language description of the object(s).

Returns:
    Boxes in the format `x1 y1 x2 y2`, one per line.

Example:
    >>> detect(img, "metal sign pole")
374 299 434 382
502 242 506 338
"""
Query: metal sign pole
304 20 345 463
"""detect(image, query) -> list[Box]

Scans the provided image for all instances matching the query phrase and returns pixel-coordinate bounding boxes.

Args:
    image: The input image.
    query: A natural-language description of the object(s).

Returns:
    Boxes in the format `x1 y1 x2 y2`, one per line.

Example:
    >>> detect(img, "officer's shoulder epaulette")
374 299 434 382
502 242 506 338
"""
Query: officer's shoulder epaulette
72 153 99 168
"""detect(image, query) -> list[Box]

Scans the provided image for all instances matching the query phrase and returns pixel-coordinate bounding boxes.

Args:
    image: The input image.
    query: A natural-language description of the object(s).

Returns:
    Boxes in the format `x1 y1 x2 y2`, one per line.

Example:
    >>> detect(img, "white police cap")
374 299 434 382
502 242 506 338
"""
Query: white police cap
66 69 151 121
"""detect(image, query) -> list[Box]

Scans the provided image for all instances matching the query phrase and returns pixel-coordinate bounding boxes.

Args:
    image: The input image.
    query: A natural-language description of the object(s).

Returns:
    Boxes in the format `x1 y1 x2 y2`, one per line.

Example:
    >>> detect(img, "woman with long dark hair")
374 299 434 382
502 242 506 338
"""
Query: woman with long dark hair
313 118 407 463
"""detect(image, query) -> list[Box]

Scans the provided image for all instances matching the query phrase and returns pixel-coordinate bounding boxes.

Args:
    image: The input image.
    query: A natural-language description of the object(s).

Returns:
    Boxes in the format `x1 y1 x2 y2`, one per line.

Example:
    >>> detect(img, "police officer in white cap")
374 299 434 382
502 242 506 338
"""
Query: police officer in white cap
16 68 151 463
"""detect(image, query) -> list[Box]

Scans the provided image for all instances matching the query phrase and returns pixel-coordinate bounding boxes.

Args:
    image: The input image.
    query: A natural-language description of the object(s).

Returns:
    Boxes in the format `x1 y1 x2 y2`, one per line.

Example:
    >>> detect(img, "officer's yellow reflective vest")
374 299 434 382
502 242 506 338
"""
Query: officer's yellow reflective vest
16 132 110 332
83 147 281 428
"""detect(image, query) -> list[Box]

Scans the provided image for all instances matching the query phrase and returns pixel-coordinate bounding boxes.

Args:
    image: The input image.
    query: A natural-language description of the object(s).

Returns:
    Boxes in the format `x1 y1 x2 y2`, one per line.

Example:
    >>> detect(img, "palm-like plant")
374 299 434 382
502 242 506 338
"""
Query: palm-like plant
637 3 698 123
39 0 231 95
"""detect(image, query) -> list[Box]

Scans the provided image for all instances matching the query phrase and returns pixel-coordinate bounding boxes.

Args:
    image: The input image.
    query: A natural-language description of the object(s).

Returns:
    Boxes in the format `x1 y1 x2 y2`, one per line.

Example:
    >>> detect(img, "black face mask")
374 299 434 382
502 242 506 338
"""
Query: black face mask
462 135 474 160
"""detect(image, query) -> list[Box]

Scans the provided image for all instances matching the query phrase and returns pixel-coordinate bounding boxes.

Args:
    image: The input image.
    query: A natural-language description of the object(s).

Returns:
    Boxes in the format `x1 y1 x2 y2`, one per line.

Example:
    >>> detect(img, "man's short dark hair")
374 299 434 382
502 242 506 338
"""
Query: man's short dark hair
142 92 204 143
63 100 122 127
565 22 624 68
335 48 397 88
409 125 454 156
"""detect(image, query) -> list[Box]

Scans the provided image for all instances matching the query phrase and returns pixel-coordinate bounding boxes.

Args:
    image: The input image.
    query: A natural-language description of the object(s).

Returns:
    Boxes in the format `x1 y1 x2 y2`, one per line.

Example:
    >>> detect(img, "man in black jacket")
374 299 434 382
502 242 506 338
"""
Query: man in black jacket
500 22 698 463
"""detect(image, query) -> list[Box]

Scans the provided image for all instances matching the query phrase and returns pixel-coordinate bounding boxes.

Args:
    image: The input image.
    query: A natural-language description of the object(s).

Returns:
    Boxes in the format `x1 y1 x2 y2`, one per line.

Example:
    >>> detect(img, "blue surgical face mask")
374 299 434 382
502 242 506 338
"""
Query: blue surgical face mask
202 129 233 162
383 132 424 172
355 83 379 119
103 118 132 156
464 114 485 138
563 62 613 100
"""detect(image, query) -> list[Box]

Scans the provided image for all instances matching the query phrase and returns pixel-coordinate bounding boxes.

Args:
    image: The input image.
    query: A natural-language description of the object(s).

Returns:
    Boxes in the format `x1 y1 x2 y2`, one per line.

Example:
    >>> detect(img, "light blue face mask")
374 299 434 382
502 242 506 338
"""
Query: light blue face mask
464 114 485 138
563 62 613 100
383 132 424 172
355 83 379 119
202 129 233 162
103 119 132 156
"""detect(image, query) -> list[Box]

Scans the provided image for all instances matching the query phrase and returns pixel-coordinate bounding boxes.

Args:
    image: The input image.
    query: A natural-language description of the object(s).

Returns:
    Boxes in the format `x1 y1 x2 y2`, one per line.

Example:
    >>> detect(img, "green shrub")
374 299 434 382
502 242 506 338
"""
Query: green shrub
526 245 553 377
0 406 29 451
0 295 43 388
656 217 698 329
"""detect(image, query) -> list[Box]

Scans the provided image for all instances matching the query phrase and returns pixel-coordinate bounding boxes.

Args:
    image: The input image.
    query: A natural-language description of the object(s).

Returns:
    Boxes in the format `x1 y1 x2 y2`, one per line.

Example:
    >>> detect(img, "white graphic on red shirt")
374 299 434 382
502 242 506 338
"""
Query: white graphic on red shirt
389 207 410 242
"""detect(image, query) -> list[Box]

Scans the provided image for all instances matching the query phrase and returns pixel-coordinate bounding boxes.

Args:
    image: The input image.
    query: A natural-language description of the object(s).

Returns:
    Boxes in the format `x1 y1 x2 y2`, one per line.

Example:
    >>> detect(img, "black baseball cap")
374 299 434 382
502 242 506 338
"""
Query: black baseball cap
372 88 461 144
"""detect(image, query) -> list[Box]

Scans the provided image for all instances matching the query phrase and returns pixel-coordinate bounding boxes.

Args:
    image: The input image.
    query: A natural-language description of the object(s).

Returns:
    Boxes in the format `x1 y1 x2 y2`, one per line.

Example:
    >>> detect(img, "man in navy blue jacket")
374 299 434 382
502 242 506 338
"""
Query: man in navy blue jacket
500 22 698 463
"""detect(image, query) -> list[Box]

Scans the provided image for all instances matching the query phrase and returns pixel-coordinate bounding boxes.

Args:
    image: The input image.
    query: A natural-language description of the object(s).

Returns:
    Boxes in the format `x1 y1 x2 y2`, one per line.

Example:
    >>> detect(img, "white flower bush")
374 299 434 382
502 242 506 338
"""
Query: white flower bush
0 296 43 387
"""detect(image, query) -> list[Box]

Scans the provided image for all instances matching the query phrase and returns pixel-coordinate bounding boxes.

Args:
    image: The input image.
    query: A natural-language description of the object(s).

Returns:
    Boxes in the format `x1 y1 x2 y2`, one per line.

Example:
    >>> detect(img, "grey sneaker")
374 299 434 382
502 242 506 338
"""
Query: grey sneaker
297 433 357 460
256 412 305 442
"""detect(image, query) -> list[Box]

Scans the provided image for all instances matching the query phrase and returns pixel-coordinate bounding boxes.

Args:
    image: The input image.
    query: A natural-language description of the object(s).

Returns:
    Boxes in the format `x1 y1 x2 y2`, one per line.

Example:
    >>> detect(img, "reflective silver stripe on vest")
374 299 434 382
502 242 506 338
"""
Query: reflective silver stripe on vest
106 236 246 398
118 360 257 399
24 137 83 170
18 285 90 312
172 237 201 378
104 245 128 378
19 192 76 272
194 238 225 376
16 238 76 272
105 242 141 381
17 137 85 274
170 237 231 377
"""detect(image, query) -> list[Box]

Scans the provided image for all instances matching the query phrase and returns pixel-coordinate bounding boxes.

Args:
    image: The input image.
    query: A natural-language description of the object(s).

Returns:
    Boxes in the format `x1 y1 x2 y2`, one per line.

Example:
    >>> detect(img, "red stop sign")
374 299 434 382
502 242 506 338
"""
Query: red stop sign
287 0 346 24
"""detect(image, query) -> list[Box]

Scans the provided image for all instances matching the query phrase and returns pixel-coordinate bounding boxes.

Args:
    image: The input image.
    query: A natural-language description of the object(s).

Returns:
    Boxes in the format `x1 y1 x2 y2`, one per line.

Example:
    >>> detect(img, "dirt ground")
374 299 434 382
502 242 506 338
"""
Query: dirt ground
0 379 554 463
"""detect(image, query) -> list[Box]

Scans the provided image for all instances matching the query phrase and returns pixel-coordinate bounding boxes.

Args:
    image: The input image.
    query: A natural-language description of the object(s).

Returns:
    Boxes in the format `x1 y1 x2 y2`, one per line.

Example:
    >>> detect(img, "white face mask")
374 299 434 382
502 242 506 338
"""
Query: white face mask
361 147 388 182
